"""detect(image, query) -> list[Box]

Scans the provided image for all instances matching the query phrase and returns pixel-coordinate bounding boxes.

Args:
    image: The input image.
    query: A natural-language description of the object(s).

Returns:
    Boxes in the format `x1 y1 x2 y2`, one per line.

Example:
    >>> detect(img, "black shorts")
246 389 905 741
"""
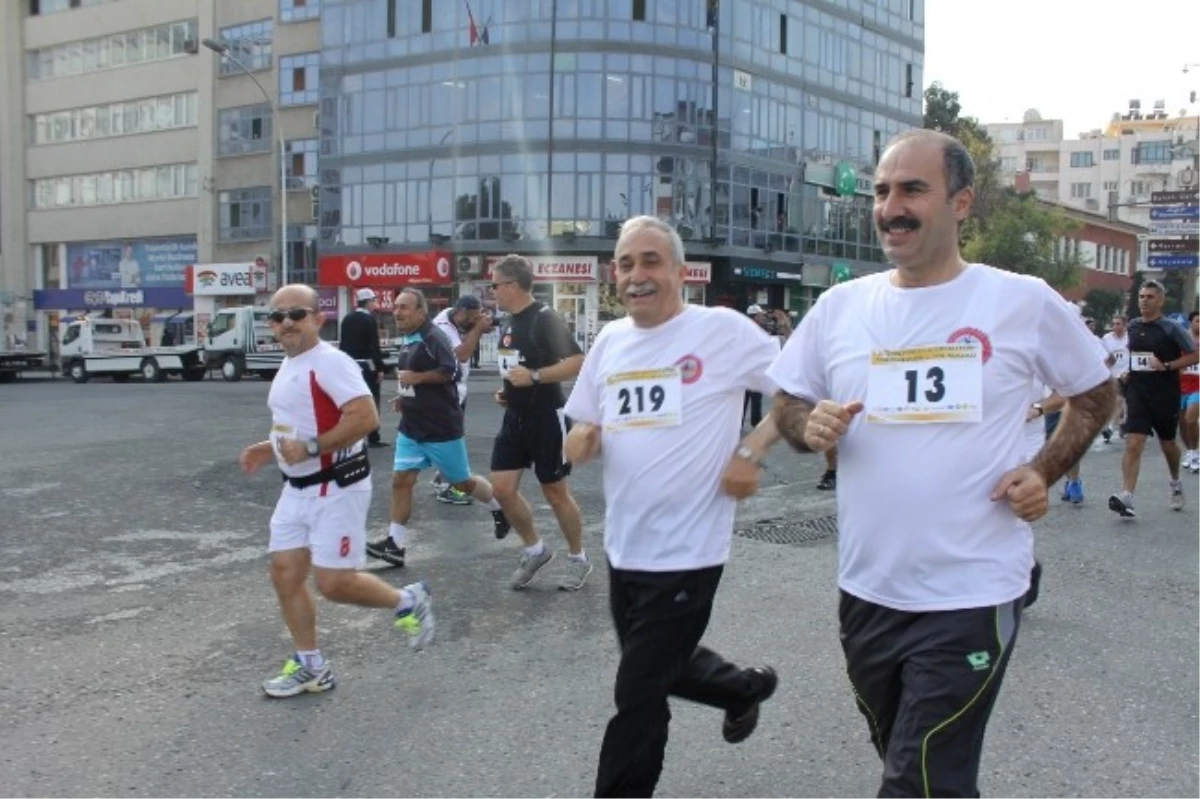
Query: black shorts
490 407 572 484
1124 385 1180 440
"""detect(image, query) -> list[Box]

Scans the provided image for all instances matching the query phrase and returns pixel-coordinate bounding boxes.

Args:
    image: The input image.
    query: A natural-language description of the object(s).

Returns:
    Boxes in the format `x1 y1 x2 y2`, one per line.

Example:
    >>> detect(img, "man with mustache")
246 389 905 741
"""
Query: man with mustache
564 216 781 797
768 130 1115 797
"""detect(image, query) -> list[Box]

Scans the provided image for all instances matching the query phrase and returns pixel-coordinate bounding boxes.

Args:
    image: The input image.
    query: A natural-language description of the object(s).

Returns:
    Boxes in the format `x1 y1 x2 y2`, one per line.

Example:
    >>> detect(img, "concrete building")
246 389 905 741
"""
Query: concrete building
986 101 1200 232
0 0 321 353
315 0 926 348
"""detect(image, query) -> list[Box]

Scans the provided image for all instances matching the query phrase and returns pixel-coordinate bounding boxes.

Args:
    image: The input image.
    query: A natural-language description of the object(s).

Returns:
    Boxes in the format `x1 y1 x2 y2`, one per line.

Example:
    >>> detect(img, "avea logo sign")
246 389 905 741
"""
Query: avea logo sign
196 270 218 288
219 271 252 288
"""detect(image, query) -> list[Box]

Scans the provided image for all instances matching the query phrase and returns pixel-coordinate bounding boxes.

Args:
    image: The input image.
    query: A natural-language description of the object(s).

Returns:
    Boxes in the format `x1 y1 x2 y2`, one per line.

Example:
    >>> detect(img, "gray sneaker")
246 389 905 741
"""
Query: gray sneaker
262 656 335 698
557 557 594 591
1170 481 1184 512
511 548 555 589
395 581 435 650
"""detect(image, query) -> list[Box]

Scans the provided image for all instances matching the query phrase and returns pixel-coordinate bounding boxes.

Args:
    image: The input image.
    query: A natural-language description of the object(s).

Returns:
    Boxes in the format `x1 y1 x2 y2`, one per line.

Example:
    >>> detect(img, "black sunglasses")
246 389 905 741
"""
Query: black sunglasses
268 307 315 323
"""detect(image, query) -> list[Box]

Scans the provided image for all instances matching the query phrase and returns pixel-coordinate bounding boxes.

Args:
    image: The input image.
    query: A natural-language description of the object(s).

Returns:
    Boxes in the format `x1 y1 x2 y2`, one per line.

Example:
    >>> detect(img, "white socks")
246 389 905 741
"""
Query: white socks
389 522 406 547
524 541 545 557
297 649 325 670
396 589 415 614
468 476 504 510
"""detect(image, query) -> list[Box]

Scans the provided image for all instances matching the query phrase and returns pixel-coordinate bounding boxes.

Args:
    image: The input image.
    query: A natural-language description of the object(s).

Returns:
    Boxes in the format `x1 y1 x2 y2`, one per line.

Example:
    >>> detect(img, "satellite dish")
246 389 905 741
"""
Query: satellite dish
1022 108 1043 123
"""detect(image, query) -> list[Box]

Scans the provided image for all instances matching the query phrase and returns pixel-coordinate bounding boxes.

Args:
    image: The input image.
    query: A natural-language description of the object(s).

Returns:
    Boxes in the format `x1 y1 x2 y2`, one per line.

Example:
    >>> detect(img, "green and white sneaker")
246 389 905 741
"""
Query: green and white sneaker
395 581 436 651
262 656 335 698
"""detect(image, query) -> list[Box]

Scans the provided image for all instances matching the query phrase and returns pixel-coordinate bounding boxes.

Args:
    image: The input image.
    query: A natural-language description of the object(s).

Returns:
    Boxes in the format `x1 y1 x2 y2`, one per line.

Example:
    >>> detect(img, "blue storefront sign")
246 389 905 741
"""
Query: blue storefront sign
1149 205 1200 222
65 236 197 289
34 287 193 310
1147 254 1200 269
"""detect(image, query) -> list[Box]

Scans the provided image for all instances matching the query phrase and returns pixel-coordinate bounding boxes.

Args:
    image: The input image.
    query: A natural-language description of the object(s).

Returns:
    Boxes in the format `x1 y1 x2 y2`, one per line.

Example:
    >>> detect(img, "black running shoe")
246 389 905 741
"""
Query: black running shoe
816 470 837 491
723 666 778 744
492 509 511 540
365 537 406 567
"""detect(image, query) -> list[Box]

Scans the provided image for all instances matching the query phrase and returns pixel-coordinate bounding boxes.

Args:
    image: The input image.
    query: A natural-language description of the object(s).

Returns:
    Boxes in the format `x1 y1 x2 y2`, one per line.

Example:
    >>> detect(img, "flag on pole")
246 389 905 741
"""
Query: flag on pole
480 14 492 45
465 0 480 45
706 0 719 28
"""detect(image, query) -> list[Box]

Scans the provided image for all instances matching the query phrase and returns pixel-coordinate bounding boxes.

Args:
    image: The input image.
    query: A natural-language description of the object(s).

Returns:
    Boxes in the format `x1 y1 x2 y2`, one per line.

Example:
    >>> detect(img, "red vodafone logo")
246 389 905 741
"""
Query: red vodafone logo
318 251 453 287
345 261 363 281
436 257 451 278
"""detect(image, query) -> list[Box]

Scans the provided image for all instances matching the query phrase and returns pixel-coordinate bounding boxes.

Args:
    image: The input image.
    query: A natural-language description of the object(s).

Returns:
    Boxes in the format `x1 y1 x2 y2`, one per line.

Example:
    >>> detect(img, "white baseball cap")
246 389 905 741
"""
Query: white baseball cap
746 304 764 315
356 288 377 302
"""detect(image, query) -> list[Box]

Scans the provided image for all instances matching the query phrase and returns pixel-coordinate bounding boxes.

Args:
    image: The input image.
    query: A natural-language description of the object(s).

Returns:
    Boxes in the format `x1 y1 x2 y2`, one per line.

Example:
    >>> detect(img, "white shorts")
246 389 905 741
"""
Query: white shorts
268 484 372 569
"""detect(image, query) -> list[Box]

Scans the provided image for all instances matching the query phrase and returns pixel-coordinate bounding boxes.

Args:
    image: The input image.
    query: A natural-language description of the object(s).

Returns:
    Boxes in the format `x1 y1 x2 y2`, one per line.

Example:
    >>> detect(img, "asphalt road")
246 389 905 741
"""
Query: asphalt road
0 374 1196 798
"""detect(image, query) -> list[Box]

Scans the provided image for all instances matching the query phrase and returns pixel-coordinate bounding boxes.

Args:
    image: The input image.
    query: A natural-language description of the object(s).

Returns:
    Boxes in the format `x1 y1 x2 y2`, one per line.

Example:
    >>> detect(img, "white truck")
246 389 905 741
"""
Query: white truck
60 317 207 383
204 305 285 381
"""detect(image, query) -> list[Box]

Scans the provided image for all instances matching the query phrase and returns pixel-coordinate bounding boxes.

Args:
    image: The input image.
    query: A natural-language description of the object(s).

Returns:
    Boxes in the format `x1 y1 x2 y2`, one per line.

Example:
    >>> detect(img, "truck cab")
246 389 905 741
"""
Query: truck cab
205 305 283 381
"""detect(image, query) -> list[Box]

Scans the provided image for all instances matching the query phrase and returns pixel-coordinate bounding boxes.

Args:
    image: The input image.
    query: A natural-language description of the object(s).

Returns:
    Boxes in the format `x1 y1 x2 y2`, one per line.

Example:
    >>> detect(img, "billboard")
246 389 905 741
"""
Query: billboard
66 236 198 289
185 263 256 296
318 251 454 287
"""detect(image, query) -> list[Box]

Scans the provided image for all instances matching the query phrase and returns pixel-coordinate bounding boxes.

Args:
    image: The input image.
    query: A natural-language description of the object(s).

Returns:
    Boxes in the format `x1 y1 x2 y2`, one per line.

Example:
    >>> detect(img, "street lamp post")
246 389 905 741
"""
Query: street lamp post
201 38 289 287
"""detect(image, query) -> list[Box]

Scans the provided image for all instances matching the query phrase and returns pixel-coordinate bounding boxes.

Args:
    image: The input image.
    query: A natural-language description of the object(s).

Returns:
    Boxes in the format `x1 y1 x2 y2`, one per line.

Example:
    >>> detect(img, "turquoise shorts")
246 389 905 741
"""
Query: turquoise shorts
393 432 471 483
1183 392 1199 410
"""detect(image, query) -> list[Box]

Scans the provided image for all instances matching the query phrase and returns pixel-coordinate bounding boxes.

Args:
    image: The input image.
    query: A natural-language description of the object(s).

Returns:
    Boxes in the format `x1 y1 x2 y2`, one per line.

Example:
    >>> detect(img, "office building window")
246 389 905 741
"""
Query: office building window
279 53 319 106
32 163 197 209
1070 152 1094 168
280 0 319 23
219 187 273 241
1130 180 1150 197
30 92 197 145
633 0 646 21
1103 149 1120 161
217 19 272 74
27 19 198 80
30 0 117 15
1102 181 1118 191
218 104 274 156
285 139 319 188
1069 183 1091 199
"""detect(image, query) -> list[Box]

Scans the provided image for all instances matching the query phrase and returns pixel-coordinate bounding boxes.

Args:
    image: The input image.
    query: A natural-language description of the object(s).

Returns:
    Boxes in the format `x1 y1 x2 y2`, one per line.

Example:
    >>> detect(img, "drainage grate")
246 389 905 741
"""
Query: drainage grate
734 515 839 546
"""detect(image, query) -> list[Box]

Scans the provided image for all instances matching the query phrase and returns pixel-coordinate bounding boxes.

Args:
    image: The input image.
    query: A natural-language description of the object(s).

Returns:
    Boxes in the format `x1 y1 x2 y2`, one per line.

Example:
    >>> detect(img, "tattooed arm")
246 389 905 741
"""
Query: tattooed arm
772 392 816 452
1031 379 1116 485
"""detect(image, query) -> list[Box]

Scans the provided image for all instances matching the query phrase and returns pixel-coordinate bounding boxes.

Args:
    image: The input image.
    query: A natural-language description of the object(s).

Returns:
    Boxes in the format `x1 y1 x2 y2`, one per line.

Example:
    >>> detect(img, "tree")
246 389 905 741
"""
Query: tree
454 178 518 240
1161 270 1187 315
1083 288 1124 327
923 83 1000 231
1126 270 1145 320
960 190 1084 290
924 82 986 141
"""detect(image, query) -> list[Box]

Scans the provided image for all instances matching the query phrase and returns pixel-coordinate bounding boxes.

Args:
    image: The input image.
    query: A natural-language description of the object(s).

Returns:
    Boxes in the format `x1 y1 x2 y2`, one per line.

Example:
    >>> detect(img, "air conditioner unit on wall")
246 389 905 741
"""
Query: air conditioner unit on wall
455 255 482 277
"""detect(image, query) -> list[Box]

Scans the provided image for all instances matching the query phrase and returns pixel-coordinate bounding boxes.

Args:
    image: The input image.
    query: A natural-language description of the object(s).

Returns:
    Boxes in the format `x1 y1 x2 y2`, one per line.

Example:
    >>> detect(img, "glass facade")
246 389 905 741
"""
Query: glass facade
318 0 922 261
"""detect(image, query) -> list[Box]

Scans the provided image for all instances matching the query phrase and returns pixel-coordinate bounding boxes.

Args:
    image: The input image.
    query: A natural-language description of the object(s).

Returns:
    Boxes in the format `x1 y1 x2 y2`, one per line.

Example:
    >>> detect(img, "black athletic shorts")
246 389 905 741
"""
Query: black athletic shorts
1124 384 1180 441
490 406 572 484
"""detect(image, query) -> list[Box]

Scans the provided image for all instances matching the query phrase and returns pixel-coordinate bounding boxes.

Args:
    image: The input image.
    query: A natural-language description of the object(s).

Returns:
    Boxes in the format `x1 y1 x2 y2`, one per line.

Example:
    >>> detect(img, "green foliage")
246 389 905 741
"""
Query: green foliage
1126 271 1145 319
960 191 1083 290
1083 288 1124 326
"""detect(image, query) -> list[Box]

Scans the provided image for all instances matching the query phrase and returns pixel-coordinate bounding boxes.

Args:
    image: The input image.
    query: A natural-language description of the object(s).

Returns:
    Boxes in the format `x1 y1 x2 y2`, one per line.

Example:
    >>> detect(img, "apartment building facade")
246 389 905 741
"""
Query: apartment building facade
0 0 321 352
986 101 1199 232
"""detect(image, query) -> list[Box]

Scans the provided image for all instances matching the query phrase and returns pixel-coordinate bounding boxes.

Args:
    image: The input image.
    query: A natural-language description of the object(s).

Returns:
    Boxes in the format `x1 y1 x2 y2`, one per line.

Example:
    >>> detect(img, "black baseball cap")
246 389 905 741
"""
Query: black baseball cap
454 295 482 311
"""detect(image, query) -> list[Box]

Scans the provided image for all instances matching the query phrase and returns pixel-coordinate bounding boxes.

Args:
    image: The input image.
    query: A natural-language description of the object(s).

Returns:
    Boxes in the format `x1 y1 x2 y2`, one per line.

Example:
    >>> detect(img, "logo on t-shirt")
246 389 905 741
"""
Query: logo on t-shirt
674 354 704 384
947 327 993 364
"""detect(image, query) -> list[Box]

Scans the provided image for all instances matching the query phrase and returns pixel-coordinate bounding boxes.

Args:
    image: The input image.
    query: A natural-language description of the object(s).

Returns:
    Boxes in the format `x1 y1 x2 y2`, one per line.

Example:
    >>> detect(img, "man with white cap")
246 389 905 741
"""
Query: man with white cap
340 288 387 447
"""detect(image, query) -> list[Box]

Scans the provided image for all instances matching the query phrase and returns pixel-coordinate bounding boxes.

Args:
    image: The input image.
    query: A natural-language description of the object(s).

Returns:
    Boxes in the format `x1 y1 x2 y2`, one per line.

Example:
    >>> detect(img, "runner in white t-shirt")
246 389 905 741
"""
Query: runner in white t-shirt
563 217 782 797
428 295 493 503
1101 315 1129 441
238 284 435 699
767 131 1115 797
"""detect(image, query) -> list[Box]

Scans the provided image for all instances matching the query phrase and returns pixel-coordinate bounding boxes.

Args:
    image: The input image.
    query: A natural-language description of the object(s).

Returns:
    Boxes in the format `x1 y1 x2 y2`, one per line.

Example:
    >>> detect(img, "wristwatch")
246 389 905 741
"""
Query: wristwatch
304 438 320 457
1032 403 1044 417
531 369 542 385
736 445 764 468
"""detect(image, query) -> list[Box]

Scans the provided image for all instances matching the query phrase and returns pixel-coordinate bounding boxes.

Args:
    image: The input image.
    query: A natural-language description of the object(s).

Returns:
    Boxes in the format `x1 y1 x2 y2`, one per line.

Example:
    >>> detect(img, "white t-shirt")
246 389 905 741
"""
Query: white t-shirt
564 305 779 571
267 341 372 491
1101 331 1129 378
766 264 1110 612
433 308 469 405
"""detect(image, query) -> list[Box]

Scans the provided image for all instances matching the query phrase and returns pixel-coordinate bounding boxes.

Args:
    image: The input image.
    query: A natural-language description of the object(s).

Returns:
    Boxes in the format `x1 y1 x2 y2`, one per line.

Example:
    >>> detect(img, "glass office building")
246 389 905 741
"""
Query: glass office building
317 0 924 343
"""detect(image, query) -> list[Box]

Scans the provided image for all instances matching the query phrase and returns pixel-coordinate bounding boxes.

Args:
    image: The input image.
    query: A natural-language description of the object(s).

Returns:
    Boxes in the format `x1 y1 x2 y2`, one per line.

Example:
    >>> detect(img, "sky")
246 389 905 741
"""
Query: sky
923 0 1200 137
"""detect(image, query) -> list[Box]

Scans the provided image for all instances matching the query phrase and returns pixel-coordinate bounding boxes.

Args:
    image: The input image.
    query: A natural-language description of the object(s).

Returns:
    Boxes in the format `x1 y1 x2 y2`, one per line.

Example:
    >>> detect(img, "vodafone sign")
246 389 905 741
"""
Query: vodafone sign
318 251 453 287
484 255 598 282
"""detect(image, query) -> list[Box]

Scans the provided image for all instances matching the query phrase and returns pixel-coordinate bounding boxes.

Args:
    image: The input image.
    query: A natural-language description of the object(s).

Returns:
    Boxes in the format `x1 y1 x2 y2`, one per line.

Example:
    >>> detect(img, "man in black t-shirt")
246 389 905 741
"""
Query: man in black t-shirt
489 254 591 591
1109 280 1198 518
364 288 509 568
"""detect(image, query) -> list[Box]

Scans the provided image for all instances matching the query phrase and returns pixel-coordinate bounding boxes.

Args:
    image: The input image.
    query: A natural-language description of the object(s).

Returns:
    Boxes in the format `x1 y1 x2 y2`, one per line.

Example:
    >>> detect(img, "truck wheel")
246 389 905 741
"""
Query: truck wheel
140 358 165 382
69 361 89 384
221 357 245 382
182 367 207 382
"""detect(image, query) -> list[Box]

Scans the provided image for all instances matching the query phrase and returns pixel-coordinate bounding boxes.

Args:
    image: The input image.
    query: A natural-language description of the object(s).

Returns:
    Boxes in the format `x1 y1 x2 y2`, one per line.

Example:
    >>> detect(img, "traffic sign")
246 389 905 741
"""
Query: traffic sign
1150 205 1200 221
1149 239 1200 253
1147 254 1199 269
1149 222 1200 236
1151 190 1199 205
